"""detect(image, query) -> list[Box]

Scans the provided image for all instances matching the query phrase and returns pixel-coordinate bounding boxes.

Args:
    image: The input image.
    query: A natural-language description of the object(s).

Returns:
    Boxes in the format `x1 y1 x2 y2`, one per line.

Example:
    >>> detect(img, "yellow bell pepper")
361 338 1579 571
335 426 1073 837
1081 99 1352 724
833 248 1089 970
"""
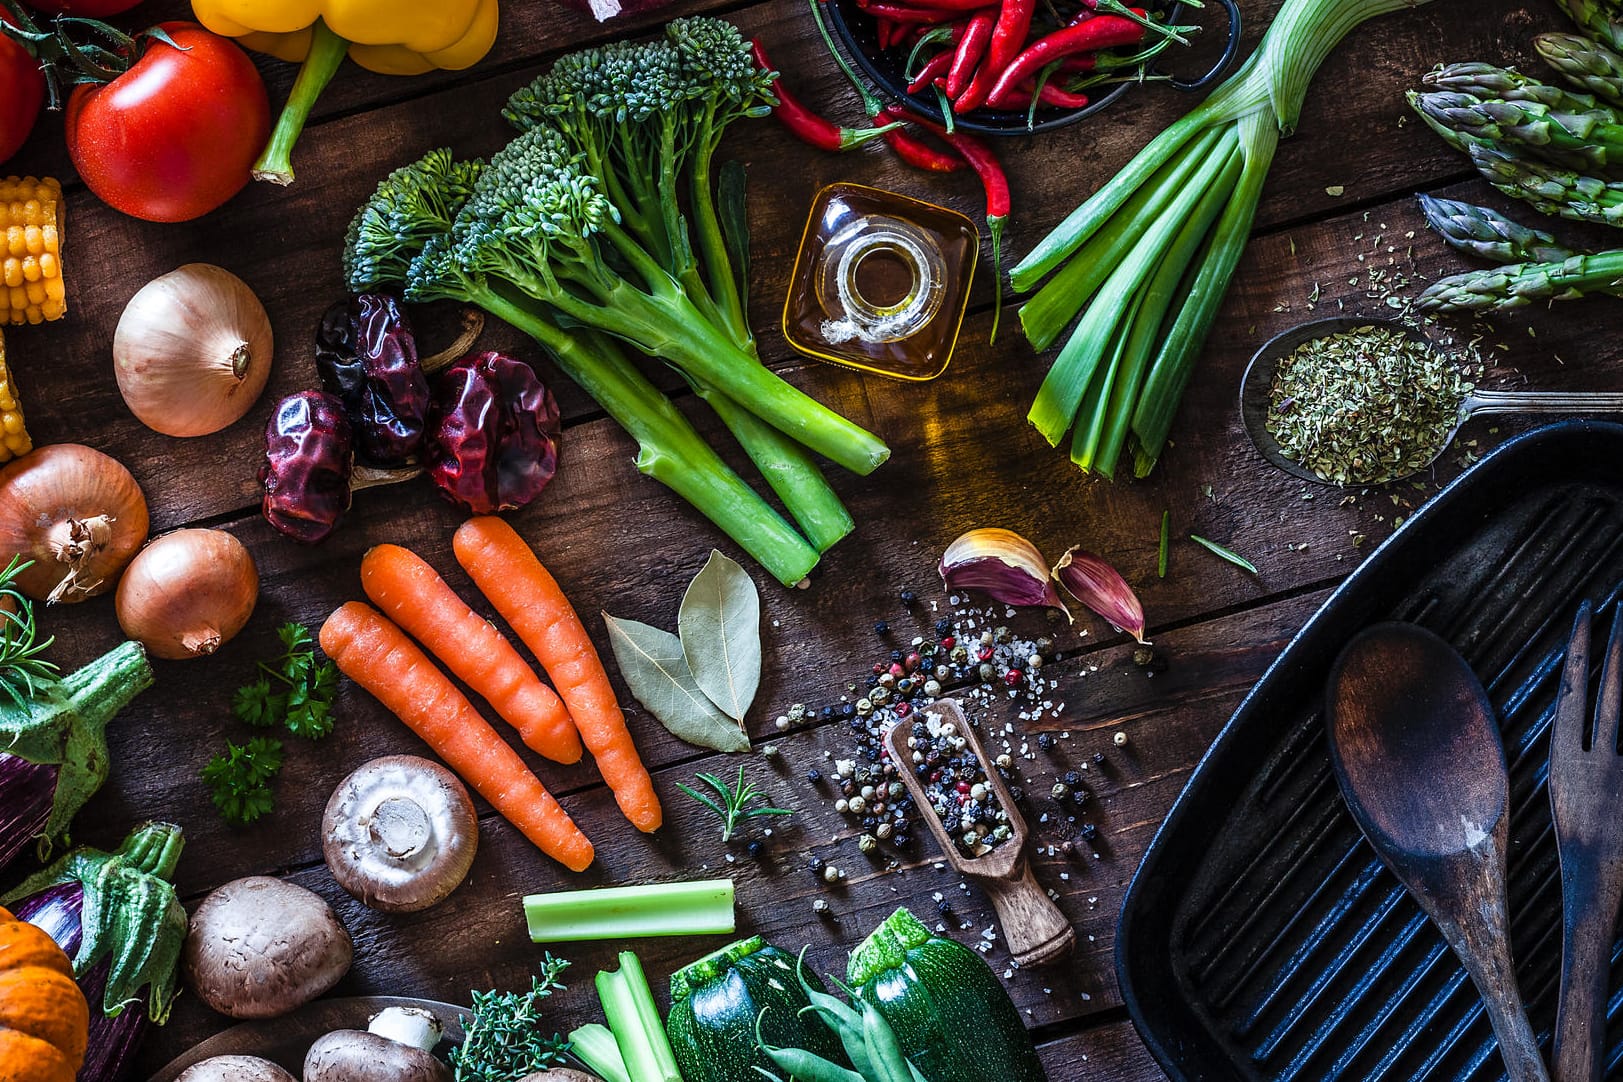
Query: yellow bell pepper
191 0 499 185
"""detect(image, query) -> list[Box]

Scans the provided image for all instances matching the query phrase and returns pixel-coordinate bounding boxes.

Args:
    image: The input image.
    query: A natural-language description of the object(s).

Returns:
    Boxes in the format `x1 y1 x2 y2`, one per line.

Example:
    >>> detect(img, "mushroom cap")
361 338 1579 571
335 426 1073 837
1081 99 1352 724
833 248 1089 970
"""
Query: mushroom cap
175 1054 298 1082
303 1030 453 1082
183 876 354 1020
322 755 477 913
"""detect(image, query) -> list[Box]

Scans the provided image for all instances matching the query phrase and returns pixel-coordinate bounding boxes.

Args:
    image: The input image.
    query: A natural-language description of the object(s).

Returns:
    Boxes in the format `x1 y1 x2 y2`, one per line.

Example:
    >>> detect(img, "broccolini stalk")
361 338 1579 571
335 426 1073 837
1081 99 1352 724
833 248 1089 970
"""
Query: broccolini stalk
345 151 820 586
1537 32 1623 109
1416 194 1577 263
498 19 866 550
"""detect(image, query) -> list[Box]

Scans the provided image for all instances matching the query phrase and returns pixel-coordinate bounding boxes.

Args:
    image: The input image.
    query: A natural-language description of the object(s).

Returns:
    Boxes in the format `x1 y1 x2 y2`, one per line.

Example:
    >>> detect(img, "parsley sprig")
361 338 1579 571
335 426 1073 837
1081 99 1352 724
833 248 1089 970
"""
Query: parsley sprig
679 765 793 842
451 955 572 1082
206 622 338 826
200 737 284 825
232 623 338 739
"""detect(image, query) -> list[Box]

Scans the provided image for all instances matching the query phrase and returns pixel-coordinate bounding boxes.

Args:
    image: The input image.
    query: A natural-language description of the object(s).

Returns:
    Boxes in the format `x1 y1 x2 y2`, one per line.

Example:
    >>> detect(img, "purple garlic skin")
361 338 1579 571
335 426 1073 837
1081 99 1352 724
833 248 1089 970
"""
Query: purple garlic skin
261 391 355 545
426 351 561 515
939 528 1071 621
1052 545 1147 644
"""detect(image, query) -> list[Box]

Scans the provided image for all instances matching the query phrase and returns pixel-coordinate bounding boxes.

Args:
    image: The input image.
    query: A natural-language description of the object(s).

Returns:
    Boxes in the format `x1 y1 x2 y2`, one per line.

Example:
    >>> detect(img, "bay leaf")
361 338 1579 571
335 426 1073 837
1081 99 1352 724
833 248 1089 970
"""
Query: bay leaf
678 550 761 722
603 612 749 753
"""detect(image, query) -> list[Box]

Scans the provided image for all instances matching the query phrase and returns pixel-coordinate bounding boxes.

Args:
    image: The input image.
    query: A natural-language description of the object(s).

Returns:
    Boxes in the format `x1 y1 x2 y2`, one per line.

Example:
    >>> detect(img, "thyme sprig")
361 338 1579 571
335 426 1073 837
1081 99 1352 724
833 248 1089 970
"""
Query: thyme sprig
0 557 57 710
679 765 793 842
451 955 572 1082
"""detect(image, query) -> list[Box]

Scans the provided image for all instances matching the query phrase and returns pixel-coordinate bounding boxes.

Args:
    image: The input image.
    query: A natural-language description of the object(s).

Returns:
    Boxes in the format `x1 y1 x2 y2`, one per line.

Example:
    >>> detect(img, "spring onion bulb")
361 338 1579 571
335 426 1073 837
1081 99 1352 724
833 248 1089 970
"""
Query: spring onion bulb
1012 0 1435 479
523 879 735 943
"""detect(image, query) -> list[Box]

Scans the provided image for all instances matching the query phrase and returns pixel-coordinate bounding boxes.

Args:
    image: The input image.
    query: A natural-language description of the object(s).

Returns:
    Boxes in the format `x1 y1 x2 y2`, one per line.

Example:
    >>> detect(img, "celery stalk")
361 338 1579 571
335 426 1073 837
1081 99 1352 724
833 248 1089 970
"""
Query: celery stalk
524 879 736 943
570 1023 632 1082
598 951 683 1082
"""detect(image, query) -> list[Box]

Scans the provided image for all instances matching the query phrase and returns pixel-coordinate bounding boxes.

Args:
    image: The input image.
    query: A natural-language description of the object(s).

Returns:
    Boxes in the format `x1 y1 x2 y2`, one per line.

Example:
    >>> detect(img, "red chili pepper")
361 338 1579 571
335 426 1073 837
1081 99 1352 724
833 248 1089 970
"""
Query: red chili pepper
879 0 997 8
906 50 955 94
953 0 1036 112
945 9 996 98
873 111 965 172
989 81 1091 109
876 16 897 49
983 14 1143 106
754 41 900 152
881 106 1009 340
857 0 963 24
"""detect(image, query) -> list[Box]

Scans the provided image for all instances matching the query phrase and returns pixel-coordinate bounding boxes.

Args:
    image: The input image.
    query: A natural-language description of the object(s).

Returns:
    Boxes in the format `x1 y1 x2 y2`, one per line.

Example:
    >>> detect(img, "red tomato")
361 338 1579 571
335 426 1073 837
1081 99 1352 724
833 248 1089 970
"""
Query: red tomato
65 23 269 223
0 14 45 165
23 0 144 14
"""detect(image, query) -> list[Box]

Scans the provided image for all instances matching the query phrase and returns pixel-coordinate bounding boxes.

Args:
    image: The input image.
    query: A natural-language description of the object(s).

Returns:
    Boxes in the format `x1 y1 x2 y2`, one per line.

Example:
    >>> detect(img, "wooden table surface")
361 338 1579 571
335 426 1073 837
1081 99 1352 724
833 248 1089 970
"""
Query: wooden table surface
6 0 1619 1077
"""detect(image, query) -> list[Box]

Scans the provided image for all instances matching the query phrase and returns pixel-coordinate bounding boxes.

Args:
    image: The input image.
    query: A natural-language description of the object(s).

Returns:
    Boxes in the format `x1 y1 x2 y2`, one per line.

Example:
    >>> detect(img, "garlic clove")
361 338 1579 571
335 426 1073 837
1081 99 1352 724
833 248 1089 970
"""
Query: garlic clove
939 528 1071 621
1052 545 1148 644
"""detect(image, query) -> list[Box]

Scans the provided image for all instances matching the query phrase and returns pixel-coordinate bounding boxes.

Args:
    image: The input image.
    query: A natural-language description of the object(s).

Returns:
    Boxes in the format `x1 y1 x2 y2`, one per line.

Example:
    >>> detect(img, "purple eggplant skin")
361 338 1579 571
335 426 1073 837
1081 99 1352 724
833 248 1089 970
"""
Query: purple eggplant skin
13 884 147 1082
0 753 57 872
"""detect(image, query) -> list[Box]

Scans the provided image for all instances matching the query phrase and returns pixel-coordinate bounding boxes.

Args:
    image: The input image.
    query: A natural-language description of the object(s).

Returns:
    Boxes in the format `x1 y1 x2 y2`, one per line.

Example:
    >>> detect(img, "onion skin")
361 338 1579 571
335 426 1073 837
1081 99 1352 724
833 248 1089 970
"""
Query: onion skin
0 443 150 602
115 529 258 660
113 264 274 438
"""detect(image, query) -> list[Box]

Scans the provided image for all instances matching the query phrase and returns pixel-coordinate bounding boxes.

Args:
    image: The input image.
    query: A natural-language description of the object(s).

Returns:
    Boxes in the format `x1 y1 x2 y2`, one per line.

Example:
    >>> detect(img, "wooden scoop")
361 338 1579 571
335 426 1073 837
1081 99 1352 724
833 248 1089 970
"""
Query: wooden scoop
1327 623 1549 1082
883 698 1075 967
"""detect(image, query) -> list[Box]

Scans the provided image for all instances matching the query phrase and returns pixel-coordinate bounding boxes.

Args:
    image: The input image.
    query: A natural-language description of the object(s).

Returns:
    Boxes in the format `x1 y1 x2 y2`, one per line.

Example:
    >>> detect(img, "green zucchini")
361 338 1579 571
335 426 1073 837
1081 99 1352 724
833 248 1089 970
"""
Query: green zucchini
847 908 1047 1082
666 936 848 1082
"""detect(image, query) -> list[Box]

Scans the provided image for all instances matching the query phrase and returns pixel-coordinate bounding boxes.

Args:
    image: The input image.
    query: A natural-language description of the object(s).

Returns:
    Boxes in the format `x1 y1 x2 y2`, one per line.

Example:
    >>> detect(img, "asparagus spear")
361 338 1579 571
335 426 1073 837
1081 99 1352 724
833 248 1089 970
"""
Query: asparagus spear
1417 248 1623 312
1416 194 1579 263
1410 90 1623 173
1555 0 1623 53
1469 141 1623 226
1425 62 1599 111
1536 32 1623 109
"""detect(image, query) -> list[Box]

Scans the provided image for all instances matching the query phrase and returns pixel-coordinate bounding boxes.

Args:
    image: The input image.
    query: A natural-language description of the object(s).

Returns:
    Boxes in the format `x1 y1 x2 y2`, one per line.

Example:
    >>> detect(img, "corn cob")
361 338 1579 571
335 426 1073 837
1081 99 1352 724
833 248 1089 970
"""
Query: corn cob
1 177 66 326
0 330 33 462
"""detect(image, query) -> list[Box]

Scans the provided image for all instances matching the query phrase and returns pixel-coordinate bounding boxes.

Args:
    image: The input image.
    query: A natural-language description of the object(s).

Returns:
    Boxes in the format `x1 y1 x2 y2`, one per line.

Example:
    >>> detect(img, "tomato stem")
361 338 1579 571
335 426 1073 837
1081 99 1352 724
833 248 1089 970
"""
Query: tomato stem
252 17 348 187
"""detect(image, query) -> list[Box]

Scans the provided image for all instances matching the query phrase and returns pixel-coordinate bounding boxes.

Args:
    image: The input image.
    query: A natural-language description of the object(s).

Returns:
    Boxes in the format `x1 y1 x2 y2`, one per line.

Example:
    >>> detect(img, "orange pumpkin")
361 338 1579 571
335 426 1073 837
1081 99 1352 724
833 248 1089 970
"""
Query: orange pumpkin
0 905 89 1082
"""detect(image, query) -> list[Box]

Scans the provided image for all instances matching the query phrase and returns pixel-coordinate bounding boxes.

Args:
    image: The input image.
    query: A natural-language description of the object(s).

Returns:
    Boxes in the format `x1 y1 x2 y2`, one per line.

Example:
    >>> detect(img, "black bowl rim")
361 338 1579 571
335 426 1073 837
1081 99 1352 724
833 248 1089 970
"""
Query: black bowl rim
825 0 1241 136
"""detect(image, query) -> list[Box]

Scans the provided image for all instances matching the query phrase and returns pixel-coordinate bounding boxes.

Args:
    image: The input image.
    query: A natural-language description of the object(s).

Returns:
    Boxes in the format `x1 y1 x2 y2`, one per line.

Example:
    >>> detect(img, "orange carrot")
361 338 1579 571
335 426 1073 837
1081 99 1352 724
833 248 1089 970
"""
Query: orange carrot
361 543 582 765
453 516 662 833
319 601 595 872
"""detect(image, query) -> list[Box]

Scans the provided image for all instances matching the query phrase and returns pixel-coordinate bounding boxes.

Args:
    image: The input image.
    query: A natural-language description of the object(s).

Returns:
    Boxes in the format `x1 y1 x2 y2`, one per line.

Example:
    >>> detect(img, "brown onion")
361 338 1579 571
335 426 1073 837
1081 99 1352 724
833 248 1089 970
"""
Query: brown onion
0 443 149 602
115 529 258 660
113 264 274 437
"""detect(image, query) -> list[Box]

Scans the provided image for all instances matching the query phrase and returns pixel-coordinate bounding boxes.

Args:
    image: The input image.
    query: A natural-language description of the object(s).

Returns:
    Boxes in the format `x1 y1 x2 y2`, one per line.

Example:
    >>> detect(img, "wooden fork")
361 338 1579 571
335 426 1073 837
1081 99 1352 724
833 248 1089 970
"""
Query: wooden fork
1550 599 1623 1082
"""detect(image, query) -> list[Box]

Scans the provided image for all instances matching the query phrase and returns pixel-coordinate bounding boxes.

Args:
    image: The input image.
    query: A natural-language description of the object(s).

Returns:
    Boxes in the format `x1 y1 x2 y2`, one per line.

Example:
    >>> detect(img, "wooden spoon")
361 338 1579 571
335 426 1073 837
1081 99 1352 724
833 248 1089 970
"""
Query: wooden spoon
1326 623 1549 1082
883 698 1075 967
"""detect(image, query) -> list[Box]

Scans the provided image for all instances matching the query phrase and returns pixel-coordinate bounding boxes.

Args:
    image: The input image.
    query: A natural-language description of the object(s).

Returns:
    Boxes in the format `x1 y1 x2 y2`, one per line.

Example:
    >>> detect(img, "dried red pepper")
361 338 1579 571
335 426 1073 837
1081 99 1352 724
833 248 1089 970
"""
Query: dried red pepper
315 293 431 468
261 391 354 545
426 351 562 515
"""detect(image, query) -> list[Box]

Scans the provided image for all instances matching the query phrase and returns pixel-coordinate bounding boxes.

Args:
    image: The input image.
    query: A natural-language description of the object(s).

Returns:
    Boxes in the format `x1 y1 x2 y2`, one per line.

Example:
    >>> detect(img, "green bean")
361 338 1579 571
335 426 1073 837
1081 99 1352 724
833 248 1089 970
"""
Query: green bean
860 1003 916 1082
763 1046 868 1082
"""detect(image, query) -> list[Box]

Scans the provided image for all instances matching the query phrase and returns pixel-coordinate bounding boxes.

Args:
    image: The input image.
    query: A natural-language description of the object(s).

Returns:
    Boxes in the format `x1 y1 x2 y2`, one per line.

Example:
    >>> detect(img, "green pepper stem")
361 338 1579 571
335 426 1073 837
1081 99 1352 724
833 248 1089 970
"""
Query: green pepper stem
253 18 350 186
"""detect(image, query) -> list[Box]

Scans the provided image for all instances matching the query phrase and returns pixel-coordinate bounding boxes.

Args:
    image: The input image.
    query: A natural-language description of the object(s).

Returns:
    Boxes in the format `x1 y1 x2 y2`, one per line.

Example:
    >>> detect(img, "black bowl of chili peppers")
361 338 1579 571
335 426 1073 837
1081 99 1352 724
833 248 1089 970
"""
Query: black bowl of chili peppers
825 0 1241 135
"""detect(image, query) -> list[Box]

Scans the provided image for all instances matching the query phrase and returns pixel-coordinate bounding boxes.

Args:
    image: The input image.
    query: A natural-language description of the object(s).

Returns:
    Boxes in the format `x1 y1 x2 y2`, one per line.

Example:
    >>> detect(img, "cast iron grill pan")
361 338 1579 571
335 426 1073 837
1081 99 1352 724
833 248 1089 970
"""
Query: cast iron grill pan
1117 420 1623 1081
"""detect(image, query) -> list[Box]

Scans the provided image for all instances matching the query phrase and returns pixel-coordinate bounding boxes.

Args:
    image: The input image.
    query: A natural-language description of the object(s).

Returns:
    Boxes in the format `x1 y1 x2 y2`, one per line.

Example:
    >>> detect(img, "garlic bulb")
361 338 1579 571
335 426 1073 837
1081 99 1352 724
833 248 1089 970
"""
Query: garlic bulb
113 264 274 437
939 528 1071 621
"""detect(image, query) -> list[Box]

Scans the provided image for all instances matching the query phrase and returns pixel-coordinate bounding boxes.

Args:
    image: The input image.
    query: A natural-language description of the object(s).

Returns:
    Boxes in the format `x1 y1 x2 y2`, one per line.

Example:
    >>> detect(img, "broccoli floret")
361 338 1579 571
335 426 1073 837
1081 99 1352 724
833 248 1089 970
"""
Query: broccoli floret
344 148 483 293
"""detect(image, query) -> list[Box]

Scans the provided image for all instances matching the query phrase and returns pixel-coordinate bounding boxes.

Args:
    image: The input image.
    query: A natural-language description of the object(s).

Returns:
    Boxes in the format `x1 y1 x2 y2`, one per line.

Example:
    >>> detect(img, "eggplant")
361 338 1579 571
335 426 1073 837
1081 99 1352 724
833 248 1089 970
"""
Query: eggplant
3 821 188 1082
0 640 154 872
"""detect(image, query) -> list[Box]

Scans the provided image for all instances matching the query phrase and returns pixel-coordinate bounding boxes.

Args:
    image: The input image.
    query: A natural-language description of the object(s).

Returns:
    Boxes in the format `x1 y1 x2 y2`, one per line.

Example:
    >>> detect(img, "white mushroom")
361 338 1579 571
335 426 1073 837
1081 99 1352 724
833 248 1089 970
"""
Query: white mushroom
303 1003 452 1082
322 755 478 912
175 1055 298 1082
183 876 353 1019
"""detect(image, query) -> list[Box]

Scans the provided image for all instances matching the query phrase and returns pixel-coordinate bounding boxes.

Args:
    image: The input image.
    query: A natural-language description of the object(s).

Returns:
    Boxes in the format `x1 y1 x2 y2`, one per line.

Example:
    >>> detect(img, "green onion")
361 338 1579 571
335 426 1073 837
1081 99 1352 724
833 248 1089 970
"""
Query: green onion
597 951 684 1082
1190 534 1258 574
1158 512 1169 578
524 880 736 942
570 1023 632 1082
1012 0 1437 478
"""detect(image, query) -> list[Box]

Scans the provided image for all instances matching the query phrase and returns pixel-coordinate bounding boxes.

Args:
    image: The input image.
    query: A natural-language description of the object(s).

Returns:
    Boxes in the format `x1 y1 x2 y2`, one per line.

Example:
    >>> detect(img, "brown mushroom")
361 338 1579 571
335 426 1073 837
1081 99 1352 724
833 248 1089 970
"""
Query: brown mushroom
183 876 353 1019
322 755 477 912
175 1055 298 1082
303 1004 452 1082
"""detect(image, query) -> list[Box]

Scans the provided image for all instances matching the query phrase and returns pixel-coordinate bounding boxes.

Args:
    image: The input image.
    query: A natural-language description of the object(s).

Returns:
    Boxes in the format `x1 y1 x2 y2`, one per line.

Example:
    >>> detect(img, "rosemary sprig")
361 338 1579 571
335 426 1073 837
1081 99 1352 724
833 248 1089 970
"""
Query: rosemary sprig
679 765 793 842
1158 511 1170 579
1190 534 1259 574
0 557 58 709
